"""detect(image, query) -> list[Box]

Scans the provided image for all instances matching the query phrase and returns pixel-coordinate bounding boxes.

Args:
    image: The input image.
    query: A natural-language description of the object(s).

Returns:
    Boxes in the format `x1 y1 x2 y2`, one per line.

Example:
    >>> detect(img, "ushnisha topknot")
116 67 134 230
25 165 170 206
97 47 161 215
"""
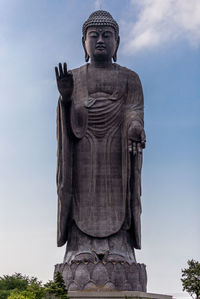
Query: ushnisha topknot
82 10 119 39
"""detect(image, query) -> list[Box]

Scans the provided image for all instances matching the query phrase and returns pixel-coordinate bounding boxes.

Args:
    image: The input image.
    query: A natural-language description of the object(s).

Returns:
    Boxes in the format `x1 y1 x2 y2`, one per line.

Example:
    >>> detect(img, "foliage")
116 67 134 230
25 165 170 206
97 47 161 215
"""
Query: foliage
7 289 36 299
0 272 68 299
44 272 68 298
181 259 200 299
0 273 29 299
0 273 29 291
0 290 11 299
25 278 45 299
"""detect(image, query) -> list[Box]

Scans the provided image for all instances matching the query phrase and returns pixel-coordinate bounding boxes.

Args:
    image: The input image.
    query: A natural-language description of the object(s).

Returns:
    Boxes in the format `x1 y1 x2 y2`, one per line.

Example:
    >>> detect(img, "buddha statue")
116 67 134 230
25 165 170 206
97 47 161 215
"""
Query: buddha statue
54 10 147 291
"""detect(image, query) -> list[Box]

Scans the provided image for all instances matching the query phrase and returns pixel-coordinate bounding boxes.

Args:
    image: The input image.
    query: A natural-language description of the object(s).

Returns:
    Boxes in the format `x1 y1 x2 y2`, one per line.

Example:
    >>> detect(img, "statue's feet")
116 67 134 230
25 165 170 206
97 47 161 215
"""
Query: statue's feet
72 252 98 263
103 253 127 263
71 251 130 264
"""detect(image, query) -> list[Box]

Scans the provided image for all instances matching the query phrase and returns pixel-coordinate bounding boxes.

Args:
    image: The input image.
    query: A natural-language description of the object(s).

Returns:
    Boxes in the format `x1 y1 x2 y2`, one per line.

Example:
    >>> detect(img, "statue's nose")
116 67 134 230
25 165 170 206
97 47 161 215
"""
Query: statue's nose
97 35 104 44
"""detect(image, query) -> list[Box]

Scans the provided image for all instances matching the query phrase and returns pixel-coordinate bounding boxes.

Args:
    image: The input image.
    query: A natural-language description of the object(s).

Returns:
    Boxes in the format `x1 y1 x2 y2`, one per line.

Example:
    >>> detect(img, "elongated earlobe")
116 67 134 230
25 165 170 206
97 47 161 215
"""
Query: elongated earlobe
113 53 117 62
85 53 89 62
82 36 90 62
113 36 120 62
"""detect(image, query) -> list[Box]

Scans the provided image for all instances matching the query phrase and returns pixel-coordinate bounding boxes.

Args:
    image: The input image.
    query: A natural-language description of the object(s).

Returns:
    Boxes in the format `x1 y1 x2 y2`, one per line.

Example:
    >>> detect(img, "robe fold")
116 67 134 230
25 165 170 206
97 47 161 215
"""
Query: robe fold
57 63 144 249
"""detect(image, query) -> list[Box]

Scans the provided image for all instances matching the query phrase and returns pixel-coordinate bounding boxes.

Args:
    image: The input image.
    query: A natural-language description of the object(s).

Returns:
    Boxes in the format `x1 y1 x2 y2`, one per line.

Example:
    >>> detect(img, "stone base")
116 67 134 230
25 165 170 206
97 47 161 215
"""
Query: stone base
68 291 172 299
54 261 147 291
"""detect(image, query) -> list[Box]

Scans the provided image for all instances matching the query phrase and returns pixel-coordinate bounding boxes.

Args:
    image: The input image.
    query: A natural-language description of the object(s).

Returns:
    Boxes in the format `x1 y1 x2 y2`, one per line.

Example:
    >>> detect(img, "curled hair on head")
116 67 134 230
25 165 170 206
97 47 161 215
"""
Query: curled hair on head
82 10 119 40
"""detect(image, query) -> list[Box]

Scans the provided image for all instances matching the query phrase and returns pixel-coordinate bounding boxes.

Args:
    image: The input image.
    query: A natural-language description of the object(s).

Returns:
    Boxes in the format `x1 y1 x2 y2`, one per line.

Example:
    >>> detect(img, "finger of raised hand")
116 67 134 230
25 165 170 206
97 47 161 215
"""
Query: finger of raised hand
55 66 59 80
68 70 73 77
141 129 146 141
137 143 142 153
64 62 67 75
128 140 132 152
141 140 146 149
59 63 64 77
133 142 137 156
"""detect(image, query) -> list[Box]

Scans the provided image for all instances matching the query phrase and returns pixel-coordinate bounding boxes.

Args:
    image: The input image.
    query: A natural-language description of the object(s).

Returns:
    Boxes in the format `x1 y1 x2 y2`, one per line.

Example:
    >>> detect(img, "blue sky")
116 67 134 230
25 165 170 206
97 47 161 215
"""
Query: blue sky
0 0 199 296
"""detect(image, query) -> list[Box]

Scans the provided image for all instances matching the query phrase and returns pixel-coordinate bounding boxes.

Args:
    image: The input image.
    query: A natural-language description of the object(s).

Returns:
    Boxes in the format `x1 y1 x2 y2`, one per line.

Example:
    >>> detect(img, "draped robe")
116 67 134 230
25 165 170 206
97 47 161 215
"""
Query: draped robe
57 63 144 250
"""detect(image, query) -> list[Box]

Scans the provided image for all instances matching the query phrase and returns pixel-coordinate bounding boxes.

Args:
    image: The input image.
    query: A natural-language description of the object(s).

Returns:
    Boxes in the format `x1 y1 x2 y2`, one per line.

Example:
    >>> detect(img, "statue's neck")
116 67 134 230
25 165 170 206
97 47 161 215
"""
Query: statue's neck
89 59 113 69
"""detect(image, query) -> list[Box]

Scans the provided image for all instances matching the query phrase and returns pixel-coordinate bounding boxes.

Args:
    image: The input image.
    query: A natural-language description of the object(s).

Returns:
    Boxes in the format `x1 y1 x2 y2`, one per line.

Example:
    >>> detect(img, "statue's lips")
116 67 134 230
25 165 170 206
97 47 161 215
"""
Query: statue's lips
95 46 106 51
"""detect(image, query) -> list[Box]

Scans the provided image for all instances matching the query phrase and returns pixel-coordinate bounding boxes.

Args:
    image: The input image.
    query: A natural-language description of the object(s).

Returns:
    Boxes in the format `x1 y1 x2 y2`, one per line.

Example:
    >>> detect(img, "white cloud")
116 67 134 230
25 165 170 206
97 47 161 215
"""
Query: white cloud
122 0 200 53
94 0 103 10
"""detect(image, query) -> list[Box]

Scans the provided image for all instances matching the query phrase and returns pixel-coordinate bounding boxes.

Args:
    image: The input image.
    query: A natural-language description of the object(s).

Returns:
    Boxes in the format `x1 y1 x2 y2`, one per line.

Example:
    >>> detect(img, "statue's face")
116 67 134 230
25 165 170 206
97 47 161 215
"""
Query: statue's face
84 26 119 62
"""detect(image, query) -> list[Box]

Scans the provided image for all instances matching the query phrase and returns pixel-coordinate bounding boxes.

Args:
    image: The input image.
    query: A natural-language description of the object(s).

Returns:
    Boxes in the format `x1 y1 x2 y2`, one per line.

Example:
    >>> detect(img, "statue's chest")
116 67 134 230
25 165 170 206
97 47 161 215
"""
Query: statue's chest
87 70 117 95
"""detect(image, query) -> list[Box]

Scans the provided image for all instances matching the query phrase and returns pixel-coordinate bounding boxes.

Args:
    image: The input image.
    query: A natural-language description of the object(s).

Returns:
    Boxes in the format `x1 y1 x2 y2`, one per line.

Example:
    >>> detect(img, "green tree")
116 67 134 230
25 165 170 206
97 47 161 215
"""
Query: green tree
0 273 29 299
181 259 200 299
0 273 46 299
44 272 68 299
0 272 68 299
7 289 36 299
26 278 45 299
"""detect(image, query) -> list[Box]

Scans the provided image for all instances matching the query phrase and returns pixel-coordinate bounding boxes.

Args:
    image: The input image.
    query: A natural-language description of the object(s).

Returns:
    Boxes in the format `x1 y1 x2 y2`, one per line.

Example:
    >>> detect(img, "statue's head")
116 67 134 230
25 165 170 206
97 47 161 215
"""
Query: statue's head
82 10 120 63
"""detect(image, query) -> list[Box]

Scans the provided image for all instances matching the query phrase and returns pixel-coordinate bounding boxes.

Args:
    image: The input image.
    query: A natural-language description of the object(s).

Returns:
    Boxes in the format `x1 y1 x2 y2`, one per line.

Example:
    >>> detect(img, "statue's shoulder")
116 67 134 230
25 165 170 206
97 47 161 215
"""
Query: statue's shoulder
71 64 87 76
114 63 140 80
115 64 142 93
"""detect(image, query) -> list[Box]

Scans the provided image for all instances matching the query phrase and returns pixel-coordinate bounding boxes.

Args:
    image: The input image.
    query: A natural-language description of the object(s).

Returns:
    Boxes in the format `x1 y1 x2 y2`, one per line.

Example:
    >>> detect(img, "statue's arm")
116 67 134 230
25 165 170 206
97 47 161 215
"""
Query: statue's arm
56 82 73 247
55 62 73 104
124 70 145 249
126 70 146 154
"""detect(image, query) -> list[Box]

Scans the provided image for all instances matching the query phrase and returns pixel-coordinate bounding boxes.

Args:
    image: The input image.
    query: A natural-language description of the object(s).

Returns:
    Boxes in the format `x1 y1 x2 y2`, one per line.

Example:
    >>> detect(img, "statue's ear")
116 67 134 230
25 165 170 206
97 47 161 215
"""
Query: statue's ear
82 36 89 62
113 36 120 62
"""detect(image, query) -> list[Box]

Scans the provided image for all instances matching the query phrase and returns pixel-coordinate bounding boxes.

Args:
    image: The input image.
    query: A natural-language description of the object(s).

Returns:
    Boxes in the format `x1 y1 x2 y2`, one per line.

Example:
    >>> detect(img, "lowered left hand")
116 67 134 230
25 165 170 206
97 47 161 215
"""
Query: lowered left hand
128 126 146 155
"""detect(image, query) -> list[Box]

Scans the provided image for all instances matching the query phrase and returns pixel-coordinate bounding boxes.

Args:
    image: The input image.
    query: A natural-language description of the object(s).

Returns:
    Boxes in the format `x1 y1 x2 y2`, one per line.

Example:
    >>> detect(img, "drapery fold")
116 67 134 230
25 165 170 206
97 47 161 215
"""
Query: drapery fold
57 63 144 249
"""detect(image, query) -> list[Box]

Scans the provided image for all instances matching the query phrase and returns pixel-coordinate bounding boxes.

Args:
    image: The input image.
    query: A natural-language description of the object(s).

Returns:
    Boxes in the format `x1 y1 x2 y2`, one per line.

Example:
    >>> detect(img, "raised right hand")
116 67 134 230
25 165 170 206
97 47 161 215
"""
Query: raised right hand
55 62 73 102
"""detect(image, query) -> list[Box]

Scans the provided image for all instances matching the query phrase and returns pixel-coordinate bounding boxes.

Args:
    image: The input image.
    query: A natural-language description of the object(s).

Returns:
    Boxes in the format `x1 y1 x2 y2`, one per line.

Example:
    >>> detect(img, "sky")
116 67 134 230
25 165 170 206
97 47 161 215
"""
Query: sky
0 0 199 296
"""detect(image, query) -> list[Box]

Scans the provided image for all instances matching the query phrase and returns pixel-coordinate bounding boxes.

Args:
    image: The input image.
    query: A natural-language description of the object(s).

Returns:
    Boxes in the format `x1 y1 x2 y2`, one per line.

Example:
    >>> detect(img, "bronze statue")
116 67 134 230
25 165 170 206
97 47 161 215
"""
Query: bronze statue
55 10 147 291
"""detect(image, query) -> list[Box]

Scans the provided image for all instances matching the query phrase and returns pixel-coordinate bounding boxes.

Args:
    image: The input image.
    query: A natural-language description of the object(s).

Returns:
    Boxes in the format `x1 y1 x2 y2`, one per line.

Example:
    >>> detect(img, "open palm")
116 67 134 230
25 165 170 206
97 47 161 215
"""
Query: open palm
55 62 73 101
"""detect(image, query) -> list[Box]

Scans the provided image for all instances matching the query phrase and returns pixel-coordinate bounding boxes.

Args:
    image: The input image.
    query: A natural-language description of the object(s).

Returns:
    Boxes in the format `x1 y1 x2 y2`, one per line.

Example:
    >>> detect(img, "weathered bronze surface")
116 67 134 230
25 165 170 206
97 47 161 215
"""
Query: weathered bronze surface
54 10 146 291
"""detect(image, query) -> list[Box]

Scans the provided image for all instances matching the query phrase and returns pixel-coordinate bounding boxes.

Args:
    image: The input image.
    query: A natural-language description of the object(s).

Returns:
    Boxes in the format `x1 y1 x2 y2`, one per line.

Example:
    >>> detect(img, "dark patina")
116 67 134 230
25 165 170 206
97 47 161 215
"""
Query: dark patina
54 10 147 291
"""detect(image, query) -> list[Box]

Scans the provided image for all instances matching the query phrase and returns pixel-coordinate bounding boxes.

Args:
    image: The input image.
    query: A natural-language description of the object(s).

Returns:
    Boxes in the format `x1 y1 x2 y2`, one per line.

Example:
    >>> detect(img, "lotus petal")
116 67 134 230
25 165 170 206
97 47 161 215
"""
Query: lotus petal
91 262 109 286
74 263 90 288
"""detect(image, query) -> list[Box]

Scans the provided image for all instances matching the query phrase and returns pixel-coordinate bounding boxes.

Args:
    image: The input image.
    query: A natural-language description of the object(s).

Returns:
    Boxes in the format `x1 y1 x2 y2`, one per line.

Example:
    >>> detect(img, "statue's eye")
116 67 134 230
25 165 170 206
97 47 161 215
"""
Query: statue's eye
103 32 112 38
89 32 98 38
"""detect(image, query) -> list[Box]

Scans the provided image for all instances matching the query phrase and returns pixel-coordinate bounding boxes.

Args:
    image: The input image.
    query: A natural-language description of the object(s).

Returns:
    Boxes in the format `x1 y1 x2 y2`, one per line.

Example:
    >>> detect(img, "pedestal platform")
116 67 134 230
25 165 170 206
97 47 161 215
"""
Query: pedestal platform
55 261 147 291
68 291 172 299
